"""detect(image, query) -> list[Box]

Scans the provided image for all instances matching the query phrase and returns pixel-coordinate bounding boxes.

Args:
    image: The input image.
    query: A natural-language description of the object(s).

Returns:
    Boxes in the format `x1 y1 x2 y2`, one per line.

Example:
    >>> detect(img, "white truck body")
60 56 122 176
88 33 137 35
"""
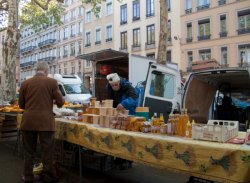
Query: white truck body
53 74 91 104
78 49 182 120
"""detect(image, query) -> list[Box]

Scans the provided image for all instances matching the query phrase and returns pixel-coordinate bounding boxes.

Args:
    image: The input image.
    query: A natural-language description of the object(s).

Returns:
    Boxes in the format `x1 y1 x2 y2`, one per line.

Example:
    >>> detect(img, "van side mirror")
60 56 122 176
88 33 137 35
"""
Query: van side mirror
58 85 66 96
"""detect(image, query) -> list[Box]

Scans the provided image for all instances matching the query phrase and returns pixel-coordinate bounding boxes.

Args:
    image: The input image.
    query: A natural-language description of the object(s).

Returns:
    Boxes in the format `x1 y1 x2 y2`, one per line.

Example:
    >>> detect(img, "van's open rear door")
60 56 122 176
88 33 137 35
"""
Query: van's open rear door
143 63 182 121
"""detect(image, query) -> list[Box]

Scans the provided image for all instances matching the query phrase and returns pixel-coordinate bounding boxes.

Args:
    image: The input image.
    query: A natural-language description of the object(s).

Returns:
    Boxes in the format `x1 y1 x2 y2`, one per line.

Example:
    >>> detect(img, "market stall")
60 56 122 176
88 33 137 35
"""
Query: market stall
55 118 250 183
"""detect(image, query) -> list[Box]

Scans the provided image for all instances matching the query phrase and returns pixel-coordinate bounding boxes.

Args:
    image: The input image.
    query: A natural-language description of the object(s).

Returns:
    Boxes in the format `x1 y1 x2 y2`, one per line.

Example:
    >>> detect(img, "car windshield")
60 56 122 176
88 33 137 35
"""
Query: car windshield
63 84 89 94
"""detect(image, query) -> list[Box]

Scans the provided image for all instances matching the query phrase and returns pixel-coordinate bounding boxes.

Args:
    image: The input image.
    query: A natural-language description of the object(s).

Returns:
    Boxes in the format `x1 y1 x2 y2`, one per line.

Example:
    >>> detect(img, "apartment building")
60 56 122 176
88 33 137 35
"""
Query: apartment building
19 0 87 86
113 0 181 64
180 0 250 73
19 19 57 82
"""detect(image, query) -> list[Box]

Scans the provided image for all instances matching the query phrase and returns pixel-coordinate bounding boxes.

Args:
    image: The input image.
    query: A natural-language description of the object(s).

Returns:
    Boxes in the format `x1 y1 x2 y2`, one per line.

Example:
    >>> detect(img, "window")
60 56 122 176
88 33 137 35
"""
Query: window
70 42 75 56
106 25 112 42
133 28 140 47
198 19 210 40
237 9 250 35
78 61 82 73
63 27 68 39
78 21 82 34
85 60 91 68
64 63 67 75
167 50 171 62
187 51 193 68
86 11 91 23
167 20 171 42
78 6 83 17
95 28 101 44
167 0 171 11
146 24 155 45
96 5 102 18
63 45 68 57
186 23 192 42
71 9 76 20
85 32 91 47
71 62 75 74
199 49 211 60
149 71 175 99
218 0 226 6
78 41 82 54
59 64 61 74
70 23 76 37
133 0 140 21
197 0 210 11
120 4 127 25
120 31 127 50
185 0 192 14
219 15 227 37
57 47 61 58
106 2 112 16
221 47 228 66
146 0 154 17
63 13 68 23
238 44 250 66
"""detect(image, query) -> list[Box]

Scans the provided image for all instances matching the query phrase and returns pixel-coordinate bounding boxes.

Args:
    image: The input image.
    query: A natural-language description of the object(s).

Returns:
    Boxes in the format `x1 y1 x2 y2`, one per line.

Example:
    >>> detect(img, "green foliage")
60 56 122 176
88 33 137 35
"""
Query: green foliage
19 0 65 31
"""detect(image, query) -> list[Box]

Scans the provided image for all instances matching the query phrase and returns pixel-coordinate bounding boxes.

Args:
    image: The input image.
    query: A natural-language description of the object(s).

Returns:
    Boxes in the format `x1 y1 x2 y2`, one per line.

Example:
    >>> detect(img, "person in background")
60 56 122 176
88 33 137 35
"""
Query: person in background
106 73 137 169
106 73 138 115
19 61 64 183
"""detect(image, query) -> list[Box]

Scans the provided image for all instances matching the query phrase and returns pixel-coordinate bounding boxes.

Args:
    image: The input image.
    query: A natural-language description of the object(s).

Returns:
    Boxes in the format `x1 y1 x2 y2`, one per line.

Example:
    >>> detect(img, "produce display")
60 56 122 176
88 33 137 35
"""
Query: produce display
0 105 24 113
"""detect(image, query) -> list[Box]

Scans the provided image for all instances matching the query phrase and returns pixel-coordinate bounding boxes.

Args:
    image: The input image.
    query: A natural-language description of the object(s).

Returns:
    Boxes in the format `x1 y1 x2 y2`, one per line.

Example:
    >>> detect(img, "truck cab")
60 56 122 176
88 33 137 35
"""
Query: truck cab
54 74 91 104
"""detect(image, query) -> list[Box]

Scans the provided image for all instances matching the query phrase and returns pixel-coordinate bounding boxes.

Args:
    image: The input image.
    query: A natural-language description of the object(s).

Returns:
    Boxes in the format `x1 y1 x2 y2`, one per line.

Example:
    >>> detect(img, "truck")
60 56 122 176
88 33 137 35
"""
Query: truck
53 74 92 104
78 49 182 120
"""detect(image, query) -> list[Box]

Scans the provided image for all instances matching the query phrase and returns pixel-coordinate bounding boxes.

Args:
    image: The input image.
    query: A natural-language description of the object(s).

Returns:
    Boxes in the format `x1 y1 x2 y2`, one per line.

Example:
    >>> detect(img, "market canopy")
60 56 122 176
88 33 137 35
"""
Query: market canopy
77 49 128 62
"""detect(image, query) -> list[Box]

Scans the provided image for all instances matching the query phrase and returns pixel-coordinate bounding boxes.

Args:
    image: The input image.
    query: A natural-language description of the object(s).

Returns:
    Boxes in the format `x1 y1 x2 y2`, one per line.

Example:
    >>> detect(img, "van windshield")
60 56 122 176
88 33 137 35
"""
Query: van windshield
64 84 89 94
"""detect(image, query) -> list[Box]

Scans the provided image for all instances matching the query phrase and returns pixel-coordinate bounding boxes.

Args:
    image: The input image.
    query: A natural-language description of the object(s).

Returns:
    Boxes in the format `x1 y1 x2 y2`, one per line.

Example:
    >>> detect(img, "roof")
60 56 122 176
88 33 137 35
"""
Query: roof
77 49 128 62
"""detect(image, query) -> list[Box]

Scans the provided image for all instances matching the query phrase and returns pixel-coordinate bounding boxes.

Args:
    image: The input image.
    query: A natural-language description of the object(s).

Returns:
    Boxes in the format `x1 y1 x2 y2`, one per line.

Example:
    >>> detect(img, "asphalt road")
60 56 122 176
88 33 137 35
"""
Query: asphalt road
0 141 190 183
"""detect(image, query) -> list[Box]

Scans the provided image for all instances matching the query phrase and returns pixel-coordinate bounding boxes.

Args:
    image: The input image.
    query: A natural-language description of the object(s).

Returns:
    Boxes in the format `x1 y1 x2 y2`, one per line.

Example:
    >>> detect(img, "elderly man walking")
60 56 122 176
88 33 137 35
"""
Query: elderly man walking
19 61 64 183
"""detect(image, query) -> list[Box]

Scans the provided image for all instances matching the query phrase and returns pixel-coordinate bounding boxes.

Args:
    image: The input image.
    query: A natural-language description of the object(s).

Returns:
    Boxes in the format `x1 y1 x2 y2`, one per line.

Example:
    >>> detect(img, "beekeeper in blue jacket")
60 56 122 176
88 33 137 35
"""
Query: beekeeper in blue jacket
106 73 138 115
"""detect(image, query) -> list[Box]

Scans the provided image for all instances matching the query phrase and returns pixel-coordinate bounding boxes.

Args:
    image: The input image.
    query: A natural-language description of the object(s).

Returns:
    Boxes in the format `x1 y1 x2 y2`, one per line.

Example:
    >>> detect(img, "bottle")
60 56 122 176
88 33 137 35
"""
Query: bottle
153 113 158 126
159 113 164 125
167 113 173 135
185 120 192 138
182 109 189 137
178 109 184 136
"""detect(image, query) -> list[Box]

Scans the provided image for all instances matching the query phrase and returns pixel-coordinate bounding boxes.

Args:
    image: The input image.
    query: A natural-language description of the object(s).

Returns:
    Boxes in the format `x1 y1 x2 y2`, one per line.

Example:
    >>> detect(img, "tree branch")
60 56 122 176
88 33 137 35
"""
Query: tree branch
0 0 8 11
32 0 52 10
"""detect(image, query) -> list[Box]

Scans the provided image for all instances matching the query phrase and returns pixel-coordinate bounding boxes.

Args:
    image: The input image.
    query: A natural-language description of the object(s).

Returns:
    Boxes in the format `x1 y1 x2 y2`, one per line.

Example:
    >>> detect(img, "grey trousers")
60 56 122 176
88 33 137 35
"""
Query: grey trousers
22 131 55 182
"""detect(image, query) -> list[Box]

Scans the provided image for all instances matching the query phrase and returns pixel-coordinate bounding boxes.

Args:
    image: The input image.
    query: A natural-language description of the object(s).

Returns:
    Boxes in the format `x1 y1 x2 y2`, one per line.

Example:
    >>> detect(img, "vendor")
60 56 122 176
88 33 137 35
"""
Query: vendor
106 73 138 115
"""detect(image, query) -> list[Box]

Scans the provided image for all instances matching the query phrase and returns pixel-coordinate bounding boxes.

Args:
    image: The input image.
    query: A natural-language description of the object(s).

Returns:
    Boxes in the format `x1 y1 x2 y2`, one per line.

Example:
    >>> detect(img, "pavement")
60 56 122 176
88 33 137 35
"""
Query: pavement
0 140 190 183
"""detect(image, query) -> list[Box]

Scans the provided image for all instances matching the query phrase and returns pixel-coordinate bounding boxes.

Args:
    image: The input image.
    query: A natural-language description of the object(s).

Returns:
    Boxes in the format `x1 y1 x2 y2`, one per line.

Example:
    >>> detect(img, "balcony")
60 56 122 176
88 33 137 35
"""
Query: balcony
106 38 112 42
85 43 91 47
70 34 76 38
197 34 211 41
218 0 226 6
237 28 250 35
186 37 193 43
20 61 36 68
197 4 210 11
186 66 192 72
120 20 127 25
220 63 229 68
146 13 154 17
219 31 228 38
119 46 128 51
238 62 250 68
192 59 220 71
38 39 56 48
20 46 36 54
95 40 101 45
131 44 141 51
132 16 140 21
38 56 56 62
185 8 192 14
145 41 156 50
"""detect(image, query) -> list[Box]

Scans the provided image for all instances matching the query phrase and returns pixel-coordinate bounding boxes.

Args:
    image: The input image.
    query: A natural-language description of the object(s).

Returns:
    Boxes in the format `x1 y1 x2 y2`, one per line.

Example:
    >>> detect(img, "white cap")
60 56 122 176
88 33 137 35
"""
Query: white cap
106 73 120 84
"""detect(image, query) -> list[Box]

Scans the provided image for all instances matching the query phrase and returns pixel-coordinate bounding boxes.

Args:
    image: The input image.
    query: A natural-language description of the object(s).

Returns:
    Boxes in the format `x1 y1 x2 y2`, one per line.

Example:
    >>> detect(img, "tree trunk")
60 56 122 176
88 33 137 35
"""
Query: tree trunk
2 0 19 101
155 0 168 97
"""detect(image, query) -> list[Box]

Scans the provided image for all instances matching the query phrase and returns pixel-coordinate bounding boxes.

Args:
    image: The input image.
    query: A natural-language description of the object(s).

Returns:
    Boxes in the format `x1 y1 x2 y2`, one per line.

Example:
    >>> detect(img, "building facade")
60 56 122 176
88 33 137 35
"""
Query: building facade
180 0 250 73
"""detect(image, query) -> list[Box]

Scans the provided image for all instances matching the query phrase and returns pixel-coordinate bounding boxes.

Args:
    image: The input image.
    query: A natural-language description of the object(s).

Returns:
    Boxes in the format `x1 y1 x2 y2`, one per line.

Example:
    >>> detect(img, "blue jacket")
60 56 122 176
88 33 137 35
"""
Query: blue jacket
107 79 138 115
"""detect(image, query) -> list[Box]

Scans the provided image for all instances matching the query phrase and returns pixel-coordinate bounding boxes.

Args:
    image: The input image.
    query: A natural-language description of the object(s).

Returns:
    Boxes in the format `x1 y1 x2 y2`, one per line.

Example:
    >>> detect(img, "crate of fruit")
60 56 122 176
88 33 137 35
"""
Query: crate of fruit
192 120 238 142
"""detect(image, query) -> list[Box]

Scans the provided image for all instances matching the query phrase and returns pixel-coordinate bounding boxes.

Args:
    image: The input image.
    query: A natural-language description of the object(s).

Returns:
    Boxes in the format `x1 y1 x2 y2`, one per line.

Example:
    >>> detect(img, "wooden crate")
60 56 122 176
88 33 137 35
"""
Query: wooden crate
0 113 18 141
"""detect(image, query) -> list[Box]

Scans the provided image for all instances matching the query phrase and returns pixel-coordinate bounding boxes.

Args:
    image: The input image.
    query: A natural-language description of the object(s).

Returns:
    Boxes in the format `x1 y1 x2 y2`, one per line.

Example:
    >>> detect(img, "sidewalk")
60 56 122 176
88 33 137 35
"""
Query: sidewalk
0 140 190 183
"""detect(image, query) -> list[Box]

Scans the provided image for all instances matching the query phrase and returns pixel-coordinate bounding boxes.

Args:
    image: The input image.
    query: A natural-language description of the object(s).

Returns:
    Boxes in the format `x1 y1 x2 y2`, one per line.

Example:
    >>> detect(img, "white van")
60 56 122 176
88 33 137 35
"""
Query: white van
54 74 92 104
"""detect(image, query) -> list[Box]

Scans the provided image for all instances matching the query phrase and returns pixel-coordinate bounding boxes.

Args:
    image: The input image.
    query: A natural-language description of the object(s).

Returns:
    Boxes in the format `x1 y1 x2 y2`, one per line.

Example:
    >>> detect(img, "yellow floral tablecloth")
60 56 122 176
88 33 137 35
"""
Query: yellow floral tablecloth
55 118 250 183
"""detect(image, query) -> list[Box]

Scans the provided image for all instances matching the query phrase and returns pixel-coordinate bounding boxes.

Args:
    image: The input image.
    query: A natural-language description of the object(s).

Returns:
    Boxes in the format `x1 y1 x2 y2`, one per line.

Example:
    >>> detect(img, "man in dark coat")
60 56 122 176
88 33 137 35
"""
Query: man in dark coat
19 61 64 183
106 73 138 115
